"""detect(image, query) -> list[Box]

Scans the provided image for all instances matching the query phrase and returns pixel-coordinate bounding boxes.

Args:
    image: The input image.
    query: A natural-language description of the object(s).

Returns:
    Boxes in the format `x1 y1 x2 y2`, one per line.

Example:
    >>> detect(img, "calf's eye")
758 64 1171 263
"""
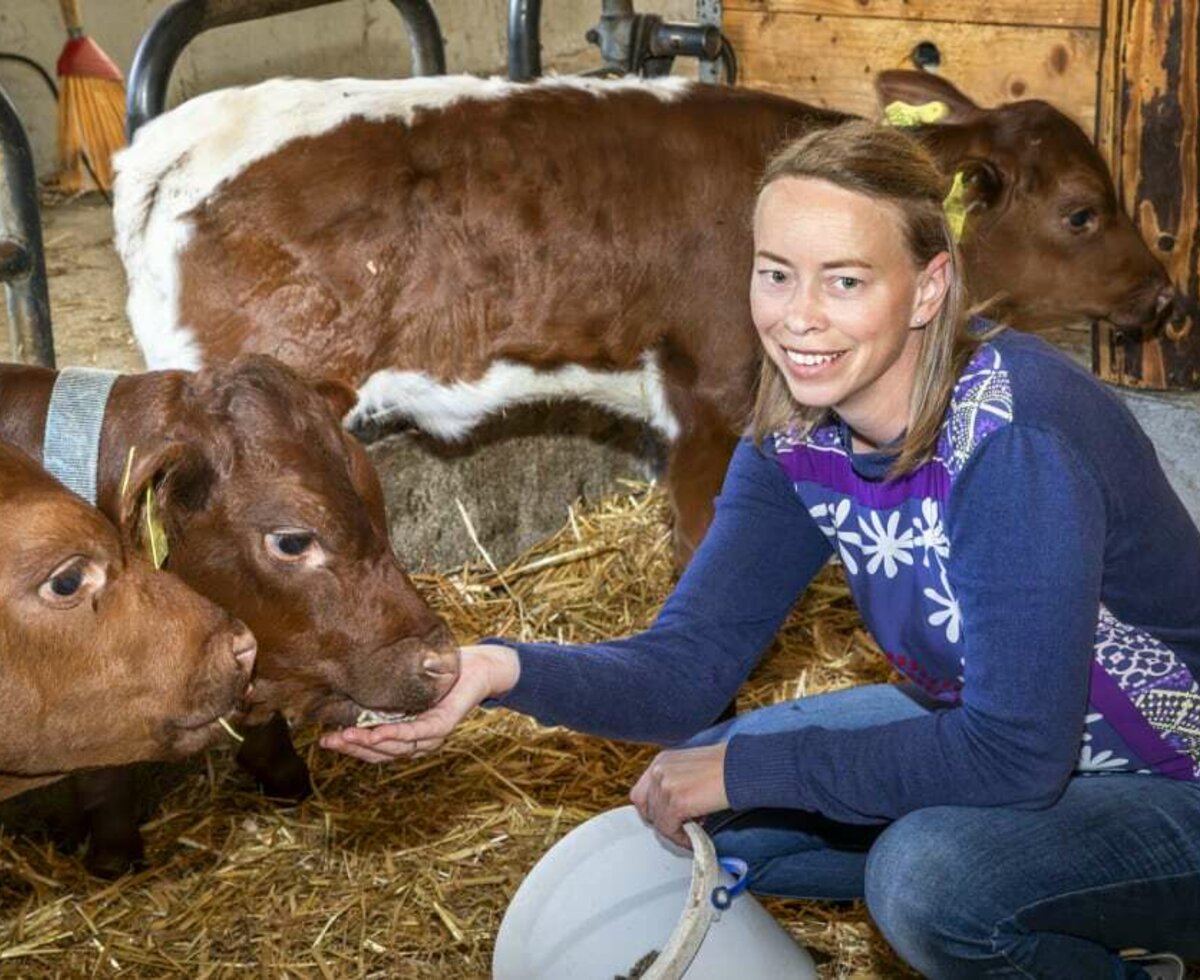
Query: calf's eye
38 557 104 608
265 530 318 563
51 568 84 597
1066 208 1097 232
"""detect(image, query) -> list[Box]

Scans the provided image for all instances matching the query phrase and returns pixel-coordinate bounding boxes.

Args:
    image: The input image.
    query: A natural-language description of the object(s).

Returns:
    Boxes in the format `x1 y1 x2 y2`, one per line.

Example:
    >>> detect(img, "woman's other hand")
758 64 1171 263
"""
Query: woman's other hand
319 644 519 763
630 743 730 847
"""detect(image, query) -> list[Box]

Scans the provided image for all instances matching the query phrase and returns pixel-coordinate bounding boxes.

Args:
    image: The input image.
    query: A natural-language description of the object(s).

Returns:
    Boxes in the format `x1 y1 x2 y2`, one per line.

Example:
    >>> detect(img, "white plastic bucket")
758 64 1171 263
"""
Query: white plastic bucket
493 805 818 980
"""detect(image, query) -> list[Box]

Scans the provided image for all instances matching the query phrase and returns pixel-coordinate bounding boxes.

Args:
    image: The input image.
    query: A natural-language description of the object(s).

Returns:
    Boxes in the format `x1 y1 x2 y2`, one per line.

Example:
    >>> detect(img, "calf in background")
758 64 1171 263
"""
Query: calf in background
113 70 1174 562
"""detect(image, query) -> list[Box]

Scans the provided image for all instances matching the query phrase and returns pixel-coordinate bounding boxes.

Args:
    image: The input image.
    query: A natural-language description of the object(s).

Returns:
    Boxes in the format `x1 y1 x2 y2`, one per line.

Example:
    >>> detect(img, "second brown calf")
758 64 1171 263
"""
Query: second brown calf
0 356 458 874
0 441 255 802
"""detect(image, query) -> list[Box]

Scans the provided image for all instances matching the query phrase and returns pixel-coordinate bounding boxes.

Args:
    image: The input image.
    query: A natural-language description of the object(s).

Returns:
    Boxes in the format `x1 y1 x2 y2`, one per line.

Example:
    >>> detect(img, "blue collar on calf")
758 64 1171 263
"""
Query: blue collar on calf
42 367 119 506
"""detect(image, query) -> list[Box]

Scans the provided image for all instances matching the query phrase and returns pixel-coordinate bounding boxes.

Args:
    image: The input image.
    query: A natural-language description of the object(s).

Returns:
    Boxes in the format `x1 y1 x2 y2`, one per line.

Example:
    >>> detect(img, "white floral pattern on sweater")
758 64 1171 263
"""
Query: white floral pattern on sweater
773 341 1200 778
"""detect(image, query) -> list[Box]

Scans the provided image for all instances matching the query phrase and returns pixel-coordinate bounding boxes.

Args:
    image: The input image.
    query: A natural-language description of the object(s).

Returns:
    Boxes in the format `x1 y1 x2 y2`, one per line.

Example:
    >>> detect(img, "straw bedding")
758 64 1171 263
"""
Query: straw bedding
0 481 919 978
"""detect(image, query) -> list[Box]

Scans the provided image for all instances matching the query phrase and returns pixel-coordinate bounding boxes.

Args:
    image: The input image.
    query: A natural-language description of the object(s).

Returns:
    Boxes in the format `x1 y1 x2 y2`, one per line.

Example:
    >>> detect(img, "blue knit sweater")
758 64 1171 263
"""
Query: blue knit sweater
493 329 1200 824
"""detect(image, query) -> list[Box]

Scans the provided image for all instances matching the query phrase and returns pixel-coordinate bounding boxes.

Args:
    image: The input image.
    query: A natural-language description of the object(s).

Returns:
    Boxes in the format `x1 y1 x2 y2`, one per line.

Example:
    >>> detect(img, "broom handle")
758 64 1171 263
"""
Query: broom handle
59 0 84 37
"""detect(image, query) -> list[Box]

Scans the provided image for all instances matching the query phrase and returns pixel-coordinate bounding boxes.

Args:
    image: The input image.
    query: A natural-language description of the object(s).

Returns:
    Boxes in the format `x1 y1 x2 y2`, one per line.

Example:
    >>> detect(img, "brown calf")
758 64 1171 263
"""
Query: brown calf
0 441 255 802
113 71 1173 561
0 356 458 872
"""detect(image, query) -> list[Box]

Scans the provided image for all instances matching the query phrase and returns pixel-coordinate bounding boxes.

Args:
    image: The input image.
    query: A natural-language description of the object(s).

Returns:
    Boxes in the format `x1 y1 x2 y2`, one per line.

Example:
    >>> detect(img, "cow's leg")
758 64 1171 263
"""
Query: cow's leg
71 767 145 878
664 420 740 724
665 424 738 570
235 713 312 804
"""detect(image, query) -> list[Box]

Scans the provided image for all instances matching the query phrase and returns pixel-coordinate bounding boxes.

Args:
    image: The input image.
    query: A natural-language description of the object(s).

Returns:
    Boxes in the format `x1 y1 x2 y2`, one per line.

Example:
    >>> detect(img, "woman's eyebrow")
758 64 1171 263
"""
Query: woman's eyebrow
820 258 874 270
755 249 794 266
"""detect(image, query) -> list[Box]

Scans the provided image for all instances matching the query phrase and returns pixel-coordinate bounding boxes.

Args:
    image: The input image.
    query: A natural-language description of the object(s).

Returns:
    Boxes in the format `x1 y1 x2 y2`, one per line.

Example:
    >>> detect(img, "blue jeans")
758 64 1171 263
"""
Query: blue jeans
685 684 1200 978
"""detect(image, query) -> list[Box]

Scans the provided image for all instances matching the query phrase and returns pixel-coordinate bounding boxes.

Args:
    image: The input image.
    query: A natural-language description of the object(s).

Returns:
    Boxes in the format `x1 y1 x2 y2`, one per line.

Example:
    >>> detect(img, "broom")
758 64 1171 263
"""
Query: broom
54 0 126 193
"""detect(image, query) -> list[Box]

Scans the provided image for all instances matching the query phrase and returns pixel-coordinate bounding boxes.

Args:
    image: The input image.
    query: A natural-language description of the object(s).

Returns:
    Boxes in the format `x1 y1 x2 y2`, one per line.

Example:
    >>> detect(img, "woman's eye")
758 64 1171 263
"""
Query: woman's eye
266 531 317 562
758 268 788 285
834 276 861 291
1066 208 1097 231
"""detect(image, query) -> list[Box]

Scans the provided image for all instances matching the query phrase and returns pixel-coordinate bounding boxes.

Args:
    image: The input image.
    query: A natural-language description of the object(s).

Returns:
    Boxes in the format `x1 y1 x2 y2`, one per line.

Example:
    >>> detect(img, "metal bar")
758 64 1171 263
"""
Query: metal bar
696 0 723 84
126 0 205 138
391 0 446 77
507 0 543 80
127 0 445 139
0 85 55 368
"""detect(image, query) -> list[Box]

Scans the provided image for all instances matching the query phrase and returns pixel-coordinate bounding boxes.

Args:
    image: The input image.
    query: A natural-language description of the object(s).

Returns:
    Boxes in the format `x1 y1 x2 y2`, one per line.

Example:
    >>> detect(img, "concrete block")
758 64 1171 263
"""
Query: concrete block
1115 387 1200 531
369 403 664 572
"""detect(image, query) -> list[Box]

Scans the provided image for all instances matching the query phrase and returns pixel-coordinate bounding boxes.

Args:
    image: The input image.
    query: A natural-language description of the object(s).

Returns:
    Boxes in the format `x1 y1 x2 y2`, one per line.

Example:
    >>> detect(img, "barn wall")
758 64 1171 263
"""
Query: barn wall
0 0 694 178
723 0 1103 133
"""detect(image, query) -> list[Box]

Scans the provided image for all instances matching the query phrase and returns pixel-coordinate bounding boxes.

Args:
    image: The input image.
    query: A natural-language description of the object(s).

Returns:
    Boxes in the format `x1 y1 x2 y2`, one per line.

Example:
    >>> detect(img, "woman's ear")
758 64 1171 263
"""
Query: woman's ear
911 251 952 328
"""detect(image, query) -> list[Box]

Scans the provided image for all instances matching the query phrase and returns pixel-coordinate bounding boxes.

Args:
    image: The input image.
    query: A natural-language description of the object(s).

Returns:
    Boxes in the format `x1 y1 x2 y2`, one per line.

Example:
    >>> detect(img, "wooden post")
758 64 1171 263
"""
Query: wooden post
1094 0 1199 389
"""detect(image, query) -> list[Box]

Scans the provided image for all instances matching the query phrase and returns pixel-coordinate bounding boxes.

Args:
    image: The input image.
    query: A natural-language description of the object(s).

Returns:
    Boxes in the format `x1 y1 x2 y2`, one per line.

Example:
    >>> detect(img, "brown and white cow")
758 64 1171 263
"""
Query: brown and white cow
112 70 1173 561
0 356 458 873
0 441 255 803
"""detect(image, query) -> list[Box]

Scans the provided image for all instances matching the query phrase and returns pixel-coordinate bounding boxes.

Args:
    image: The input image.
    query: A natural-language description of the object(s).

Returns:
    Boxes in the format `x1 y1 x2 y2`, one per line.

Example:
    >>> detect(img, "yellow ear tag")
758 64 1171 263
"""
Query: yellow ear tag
883 99 949 128
143 484 169 570
119 445 136 498
942 169 967 244
119 446 169 569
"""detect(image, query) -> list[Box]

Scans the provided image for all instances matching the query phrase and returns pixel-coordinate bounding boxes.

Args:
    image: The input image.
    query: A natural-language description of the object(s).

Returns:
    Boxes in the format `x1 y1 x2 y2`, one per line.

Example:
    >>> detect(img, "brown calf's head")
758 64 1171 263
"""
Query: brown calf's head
0 442 255 781
875 70 1174 334
131 355 458 728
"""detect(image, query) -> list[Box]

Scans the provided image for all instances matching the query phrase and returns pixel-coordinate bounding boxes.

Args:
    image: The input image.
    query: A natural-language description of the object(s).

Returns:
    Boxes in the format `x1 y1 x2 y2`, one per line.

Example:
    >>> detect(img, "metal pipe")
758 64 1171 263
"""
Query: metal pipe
127 0 445 138
126 0 204 138
0 86 54 368
507 0 543 80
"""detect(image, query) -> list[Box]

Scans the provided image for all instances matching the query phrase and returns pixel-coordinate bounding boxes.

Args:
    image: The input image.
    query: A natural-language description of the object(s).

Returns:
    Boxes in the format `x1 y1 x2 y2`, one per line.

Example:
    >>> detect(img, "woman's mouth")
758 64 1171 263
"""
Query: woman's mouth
782 347 847 375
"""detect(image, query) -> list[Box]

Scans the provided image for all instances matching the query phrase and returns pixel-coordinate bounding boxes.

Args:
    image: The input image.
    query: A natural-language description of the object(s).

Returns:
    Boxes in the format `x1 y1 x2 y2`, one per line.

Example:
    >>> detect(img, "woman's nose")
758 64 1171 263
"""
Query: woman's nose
783 290 823 334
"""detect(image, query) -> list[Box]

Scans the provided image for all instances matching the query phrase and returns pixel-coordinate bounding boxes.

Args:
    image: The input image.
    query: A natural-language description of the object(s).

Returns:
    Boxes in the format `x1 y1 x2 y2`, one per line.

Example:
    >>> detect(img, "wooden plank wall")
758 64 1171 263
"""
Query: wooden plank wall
724 0 1102 134
1093 0 1199 389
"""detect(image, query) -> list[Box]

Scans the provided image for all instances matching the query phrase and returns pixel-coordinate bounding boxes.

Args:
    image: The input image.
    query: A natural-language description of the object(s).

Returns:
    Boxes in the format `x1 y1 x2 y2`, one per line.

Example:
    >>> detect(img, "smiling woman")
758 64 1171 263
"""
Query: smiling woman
322 118 1200 978
749 121 970 471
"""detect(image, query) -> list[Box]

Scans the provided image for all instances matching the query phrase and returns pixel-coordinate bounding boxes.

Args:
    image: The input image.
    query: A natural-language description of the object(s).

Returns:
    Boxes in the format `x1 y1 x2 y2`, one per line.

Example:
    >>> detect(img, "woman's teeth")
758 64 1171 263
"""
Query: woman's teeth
785 349 842 367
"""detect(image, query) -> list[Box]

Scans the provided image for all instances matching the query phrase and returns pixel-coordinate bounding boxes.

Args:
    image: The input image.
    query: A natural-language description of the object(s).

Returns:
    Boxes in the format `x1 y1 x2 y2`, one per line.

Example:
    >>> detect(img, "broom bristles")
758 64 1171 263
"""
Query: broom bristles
56 74 125 192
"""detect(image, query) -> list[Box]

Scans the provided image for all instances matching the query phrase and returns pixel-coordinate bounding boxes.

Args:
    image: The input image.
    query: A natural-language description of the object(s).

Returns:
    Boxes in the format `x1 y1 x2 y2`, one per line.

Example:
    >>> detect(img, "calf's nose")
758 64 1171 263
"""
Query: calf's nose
422 648 461 701
216 622 258 678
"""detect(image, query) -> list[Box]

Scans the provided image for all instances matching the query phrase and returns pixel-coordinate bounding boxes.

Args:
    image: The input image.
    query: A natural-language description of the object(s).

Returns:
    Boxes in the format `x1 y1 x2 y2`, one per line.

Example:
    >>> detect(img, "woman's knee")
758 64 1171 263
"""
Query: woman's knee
864 809 996 974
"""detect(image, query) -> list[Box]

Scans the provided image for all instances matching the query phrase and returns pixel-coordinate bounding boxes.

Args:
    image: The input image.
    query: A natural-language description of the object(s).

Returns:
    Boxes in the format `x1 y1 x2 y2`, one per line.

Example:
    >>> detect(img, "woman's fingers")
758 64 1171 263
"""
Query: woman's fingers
318 644 517 763
320 729 445 763
629 744 730 846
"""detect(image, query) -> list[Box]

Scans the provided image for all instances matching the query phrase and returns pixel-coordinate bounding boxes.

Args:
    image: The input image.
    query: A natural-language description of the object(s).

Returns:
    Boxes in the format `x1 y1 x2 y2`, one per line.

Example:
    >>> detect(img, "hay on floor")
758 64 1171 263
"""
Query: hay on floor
0 481 913 979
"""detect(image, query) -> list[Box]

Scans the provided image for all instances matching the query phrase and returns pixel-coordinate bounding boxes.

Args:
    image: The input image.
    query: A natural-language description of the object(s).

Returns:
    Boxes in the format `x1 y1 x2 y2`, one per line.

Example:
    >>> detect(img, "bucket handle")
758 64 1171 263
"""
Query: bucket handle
641 824 752 980
642 820 721 980
711 857 750 910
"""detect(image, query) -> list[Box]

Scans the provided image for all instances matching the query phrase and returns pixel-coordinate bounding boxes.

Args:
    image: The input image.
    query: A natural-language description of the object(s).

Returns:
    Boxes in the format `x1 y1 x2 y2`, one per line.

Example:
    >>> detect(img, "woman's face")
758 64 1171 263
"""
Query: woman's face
750 176 949 444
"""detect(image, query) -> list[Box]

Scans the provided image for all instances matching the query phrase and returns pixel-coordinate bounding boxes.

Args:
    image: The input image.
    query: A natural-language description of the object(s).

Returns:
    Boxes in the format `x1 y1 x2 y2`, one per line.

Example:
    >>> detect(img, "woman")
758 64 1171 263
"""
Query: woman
324 120 1200 977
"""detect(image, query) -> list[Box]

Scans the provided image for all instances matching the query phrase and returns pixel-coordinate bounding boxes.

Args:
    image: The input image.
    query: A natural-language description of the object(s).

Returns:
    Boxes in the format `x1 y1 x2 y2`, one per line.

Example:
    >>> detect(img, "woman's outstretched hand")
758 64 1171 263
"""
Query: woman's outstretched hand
319 644 519 764
630 743 730 848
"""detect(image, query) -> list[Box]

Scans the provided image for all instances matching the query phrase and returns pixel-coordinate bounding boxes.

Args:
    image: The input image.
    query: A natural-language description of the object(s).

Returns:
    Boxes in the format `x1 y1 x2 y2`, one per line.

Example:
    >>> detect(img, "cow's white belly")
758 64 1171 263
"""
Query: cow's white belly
349 355 680 442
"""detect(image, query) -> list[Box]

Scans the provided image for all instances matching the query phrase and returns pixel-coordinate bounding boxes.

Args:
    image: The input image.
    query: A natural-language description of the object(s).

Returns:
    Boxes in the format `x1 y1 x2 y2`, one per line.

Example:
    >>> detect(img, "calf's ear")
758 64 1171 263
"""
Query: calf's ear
310 378 358 424
875 70 981 124
117 440 216 562
957 158 1008 214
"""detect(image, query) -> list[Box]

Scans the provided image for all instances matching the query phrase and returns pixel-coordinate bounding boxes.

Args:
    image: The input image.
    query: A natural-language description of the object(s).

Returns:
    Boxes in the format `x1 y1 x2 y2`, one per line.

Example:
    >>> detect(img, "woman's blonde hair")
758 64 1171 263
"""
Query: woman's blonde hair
750 119 980 476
